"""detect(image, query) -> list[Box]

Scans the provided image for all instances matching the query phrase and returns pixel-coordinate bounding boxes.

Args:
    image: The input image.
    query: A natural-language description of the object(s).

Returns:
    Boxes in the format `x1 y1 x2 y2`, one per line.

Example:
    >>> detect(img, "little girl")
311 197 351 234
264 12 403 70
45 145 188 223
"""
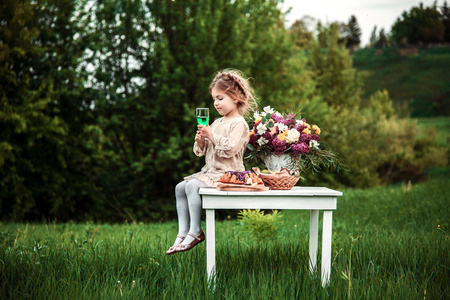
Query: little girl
166 69 258 255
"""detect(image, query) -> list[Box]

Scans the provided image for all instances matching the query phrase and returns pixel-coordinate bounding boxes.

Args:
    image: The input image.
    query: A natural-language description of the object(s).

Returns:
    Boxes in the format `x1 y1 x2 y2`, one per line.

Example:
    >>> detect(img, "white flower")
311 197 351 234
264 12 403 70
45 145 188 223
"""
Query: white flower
256 123 267 135
263 106 274 114
257 137 269 146
275 122 288 132
253 111 261 119
310 140 320 150
296 119 304 125
286 129 300 143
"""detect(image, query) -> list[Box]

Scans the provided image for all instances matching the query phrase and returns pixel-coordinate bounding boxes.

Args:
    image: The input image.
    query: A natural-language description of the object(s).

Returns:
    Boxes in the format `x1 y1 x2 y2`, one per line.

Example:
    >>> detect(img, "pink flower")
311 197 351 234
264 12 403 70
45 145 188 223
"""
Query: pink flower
269 126 277 135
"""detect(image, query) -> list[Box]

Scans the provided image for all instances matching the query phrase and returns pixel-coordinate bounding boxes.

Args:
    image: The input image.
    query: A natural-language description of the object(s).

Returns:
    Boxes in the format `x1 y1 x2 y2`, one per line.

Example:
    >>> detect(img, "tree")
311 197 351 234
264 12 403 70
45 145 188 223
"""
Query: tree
391 3 445 45
339 15 361 50
77 0 300 221
303 22 441 187
369 25 378 47
308 22 361 109
375 28 388 48
441 1 450 42
347 15 362 49
289 16 315 49
0 0 99 220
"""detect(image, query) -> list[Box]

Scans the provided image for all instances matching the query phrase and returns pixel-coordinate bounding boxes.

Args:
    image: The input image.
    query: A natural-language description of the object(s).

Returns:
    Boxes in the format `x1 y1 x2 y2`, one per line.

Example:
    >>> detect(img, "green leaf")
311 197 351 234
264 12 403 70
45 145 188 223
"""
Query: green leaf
247 144 254 151
266 113 271 119
261 117 267 123
267 121 274 128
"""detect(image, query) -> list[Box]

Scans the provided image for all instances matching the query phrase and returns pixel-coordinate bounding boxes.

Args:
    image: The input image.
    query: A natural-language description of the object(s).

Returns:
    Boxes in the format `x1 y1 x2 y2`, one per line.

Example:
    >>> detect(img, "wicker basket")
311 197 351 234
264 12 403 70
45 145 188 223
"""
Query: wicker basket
258 173 299 190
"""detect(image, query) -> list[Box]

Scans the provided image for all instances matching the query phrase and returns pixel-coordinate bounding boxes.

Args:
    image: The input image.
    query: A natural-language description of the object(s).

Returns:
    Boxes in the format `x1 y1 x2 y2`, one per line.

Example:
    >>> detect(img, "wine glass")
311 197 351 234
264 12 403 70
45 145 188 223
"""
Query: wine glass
196 108 209 141
196 108 209 126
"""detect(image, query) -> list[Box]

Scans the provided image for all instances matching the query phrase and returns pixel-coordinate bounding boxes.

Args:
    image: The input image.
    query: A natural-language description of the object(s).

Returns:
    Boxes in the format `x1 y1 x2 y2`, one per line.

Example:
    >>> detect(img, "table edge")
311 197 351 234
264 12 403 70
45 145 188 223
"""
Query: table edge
199 186 343 197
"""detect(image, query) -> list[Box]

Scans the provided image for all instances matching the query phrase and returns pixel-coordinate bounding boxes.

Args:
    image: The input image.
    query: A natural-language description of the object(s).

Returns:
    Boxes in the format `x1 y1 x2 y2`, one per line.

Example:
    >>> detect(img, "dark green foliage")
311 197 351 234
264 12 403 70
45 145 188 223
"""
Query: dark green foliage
441 1 450 41
375 28 389 48
0 0 101 221
339 15 361 50
1 0 447 222
391 2 445 45
367 25 389 48
82 0 298 222
1 0 299 222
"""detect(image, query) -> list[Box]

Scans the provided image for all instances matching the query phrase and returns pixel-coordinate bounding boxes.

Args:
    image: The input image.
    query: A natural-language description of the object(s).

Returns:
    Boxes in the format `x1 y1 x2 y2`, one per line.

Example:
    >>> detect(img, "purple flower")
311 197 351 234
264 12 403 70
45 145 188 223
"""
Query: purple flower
292 142 310 154
272 137 287 154
283 114 296 127
299 133 313 143
310 134 321 142
271 113 283 123
262 132 274 148
296 124 307 132
262 132 272 139
249 133 258 146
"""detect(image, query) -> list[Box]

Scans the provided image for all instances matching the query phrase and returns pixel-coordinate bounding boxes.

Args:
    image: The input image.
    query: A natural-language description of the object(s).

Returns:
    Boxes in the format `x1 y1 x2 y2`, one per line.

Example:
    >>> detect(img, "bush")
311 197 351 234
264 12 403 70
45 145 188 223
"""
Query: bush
237 209 284 240
297 24 447 188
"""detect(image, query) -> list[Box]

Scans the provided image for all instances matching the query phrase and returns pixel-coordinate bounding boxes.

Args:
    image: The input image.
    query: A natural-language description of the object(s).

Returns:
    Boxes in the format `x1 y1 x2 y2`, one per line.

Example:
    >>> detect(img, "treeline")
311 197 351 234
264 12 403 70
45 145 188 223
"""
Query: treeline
0 0 446 222
293 1 450 49
372 1 450 48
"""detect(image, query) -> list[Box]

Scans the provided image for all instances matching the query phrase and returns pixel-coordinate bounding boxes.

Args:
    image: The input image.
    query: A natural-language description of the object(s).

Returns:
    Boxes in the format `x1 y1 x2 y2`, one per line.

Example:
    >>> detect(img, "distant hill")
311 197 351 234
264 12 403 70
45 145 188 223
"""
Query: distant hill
352 47 450 117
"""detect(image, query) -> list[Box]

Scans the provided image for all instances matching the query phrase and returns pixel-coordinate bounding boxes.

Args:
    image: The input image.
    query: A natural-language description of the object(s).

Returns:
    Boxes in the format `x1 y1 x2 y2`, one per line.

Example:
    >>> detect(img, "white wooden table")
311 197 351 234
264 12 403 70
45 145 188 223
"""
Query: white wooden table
199 186 343 286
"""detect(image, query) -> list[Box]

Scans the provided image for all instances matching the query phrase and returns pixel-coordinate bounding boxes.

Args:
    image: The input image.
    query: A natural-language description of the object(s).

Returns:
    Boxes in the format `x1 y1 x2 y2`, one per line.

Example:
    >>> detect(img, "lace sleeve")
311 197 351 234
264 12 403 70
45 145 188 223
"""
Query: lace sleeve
212 121 249 158
193 141 208 157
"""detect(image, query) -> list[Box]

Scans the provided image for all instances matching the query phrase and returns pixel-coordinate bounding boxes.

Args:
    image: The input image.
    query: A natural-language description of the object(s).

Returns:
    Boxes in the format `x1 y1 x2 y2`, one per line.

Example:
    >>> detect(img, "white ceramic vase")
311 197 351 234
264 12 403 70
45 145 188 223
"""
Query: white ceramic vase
263 153 293 172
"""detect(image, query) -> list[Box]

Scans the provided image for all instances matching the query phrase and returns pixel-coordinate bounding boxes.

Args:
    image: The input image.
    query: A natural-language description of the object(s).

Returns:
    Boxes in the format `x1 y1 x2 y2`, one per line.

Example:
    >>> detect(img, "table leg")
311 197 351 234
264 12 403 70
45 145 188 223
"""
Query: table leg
206 209 216 282
321 210 333 286
309 210 319 273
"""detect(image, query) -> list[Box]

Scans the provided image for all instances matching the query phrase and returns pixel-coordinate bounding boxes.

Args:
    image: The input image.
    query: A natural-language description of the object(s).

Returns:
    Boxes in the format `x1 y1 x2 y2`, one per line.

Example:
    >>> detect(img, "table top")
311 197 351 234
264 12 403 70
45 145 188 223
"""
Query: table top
200 186 343 197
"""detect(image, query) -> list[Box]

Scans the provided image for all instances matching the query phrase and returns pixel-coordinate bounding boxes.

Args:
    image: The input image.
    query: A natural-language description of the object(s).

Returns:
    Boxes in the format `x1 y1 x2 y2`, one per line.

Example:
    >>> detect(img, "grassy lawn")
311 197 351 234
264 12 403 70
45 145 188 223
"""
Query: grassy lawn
1 167 449 299
415 116 450 147
353 47 450 117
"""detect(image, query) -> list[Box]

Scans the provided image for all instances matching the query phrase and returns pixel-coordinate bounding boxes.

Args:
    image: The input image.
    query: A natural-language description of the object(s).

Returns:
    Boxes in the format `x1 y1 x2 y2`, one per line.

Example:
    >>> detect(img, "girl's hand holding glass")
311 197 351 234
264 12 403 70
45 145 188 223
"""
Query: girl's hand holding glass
195 130 204 144
197 125 213 141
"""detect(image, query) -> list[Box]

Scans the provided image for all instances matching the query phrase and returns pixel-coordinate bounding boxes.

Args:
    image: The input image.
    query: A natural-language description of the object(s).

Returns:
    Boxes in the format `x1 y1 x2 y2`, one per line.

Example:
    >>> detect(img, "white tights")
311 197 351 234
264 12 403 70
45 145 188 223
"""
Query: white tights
173 179 208 246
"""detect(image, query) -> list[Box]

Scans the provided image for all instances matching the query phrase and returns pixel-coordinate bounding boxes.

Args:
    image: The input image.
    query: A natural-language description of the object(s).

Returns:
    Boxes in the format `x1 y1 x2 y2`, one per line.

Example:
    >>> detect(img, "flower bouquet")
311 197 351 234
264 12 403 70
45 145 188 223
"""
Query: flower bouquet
246 106 342 176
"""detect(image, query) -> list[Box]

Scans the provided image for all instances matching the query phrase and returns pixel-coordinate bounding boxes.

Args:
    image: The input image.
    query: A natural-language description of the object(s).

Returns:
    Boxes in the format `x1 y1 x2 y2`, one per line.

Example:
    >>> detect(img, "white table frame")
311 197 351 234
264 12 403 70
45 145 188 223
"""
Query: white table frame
199 186 343 287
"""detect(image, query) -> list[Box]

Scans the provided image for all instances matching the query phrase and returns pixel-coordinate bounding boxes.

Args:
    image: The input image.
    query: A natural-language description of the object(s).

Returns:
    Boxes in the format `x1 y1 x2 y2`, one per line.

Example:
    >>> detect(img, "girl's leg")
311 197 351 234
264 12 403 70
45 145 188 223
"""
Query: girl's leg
173 181 189 247
180 179 208 245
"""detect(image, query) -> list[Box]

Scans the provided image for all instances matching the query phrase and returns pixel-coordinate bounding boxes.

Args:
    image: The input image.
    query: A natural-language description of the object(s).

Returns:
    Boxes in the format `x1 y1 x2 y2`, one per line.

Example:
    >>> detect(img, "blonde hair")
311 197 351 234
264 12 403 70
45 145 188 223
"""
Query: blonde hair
209 69 258 116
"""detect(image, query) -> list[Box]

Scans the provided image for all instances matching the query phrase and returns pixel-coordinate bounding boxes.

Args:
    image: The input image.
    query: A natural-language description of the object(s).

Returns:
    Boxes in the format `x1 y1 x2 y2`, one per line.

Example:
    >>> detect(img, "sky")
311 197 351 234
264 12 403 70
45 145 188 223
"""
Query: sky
280 0 440 46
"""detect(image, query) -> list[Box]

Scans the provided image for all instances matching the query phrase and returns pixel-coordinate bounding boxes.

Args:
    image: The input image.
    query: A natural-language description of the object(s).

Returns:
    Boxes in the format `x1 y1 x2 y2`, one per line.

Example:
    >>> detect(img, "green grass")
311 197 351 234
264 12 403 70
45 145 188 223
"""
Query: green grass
415 116 450 147
1 168 449 299
353 47 450 117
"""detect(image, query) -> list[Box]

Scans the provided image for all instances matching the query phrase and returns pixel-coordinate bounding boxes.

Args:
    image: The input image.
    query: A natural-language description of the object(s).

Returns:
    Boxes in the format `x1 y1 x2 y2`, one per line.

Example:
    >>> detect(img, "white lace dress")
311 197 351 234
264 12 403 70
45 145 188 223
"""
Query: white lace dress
184 116 249 187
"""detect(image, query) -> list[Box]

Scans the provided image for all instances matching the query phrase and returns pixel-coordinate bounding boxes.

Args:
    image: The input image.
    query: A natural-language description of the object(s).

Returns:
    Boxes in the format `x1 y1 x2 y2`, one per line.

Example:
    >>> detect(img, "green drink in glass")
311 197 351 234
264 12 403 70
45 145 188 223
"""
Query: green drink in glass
196 108 209 126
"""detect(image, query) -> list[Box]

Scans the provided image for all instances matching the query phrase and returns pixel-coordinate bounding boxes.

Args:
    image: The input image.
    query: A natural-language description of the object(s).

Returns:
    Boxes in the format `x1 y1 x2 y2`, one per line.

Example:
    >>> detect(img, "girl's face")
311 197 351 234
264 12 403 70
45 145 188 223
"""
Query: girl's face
211 86 239 118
